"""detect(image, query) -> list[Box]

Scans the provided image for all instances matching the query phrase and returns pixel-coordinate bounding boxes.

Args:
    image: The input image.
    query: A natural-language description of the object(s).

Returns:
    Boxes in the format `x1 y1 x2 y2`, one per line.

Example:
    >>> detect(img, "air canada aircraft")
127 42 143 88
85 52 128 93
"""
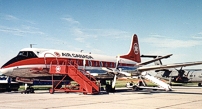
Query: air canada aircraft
1 34 202 89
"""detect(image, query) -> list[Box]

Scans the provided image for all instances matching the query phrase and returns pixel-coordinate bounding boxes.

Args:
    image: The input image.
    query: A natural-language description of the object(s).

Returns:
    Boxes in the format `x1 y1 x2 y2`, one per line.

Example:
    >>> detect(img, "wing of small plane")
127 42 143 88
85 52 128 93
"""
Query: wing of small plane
137 61 202 72
138 54 173 66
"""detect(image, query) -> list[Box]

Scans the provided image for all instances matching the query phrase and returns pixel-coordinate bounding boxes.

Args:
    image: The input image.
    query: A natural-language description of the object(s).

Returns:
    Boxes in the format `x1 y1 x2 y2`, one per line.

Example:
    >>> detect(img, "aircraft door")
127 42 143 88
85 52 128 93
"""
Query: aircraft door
188 71 194 82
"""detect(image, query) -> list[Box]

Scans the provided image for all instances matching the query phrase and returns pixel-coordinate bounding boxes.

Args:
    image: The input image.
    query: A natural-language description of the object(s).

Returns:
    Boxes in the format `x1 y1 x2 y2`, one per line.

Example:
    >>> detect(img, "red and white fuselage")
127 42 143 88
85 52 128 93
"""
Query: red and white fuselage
0 34 141 77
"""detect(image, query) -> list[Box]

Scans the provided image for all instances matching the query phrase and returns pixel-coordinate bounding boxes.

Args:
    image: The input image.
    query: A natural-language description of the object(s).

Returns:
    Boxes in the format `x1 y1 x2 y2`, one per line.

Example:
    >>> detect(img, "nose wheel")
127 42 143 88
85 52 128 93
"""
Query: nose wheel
21 87 35 94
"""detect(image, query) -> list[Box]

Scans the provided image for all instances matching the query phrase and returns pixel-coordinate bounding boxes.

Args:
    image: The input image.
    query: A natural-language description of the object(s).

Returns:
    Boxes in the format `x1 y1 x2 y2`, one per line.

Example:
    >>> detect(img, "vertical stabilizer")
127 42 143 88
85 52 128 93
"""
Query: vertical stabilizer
120 34 141 63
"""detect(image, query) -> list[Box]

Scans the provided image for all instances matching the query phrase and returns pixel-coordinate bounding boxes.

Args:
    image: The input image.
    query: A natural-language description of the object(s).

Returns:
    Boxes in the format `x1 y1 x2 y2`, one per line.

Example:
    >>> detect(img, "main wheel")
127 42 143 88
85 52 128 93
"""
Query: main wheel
132 86 139 91
198 83 202 87
105 84 115 92
29 87 35 93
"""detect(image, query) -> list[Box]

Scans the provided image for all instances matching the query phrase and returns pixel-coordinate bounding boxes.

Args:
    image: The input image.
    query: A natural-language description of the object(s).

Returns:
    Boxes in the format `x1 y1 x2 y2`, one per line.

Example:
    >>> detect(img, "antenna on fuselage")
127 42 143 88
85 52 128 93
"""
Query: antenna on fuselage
30 44 37 48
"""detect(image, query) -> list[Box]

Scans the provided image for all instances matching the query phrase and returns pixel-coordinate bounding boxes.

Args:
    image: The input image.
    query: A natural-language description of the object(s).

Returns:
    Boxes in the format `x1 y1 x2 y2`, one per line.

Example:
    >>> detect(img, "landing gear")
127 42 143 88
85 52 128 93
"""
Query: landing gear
6 85 11 92
198 83 202 87
21 87 35 94
105 80 116 93
132 85 139 91
132 80 144 91
105 84 115 93
21 85 35 94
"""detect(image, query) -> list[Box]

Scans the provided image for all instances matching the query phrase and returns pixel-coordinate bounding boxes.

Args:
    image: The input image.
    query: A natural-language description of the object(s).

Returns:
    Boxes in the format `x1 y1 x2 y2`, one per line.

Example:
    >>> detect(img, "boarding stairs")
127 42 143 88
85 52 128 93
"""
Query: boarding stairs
141 72 172 91
49 59 100 94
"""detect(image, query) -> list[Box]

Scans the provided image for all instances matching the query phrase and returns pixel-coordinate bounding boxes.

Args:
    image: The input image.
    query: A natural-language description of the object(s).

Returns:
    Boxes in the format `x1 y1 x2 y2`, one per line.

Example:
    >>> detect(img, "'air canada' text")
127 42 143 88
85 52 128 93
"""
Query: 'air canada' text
62 53 94 59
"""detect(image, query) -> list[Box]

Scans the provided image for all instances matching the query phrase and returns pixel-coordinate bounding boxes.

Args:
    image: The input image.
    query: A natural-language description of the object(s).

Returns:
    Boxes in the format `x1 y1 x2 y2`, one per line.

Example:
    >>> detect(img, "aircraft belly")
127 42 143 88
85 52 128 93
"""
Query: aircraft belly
6 68 52 78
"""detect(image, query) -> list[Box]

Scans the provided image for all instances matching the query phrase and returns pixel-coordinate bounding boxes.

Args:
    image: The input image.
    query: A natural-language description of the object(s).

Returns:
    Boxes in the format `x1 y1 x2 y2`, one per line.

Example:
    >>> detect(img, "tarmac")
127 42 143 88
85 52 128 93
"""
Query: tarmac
0 86 202 109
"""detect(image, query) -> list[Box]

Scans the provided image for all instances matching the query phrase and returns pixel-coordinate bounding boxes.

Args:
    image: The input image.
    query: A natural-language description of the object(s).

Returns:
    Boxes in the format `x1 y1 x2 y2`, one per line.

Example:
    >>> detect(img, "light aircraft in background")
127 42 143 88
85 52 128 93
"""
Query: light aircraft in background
141 55 202 86
1 34 202 92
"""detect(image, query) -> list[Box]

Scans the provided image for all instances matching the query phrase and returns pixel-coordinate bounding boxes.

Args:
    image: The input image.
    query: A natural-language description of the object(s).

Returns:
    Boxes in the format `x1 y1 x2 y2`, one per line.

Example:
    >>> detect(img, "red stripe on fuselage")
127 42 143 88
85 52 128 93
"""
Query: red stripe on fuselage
2 57 135 68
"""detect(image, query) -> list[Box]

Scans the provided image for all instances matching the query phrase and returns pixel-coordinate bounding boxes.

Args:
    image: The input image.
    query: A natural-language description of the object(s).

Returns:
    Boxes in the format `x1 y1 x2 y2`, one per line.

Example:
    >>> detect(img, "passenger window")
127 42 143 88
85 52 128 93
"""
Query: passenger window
76 60 79 65
80 60 83 66
105 62 107 67
110 62 112 68
93 61 98 67
100 61 103 67
95 61 98 67
103 62 105 67
88 60 92 67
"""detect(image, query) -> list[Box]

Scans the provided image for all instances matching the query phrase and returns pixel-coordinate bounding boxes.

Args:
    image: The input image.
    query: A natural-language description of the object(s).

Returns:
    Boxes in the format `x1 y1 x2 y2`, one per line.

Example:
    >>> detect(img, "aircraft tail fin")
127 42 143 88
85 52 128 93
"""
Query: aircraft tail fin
120 34 141 63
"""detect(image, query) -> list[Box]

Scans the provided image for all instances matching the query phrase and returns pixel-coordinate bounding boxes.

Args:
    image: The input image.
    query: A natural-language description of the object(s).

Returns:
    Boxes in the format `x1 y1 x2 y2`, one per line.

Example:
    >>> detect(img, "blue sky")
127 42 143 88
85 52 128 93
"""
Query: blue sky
1 0 202 69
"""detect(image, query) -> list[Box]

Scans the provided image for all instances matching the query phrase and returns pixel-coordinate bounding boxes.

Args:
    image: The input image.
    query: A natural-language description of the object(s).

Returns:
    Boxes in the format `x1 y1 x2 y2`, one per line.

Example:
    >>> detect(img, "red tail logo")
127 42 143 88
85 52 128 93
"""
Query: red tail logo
120 34 141 63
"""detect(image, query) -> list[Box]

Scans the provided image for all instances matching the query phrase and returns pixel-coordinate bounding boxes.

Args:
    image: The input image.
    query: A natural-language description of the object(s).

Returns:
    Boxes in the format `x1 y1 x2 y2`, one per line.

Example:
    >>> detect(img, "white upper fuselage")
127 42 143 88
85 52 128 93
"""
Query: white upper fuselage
24 48 136 65
0 48 137 76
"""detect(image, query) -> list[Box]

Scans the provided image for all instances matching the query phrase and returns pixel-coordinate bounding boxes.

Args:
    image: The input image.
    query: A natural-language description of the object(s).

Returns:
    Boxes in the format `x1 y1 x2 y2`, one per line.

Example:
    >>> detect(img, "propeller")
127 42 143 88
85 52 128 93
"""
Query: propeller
184 70 191 77
101 55 122 88
174 67 189 82
102 56 131 76
112 74 117 88
118 68 132 77
115 55 120 69
111 55 120 88
102 55 131 88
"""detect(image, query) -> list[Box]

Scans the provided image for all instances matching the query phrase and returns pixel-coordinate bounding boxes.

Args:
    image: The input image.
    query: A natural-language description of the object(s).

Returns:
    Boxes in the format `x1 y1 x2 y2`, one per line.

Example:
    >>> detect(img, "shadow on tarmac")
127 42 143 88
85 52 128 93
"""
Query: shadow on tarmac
113 87 202 95
1 86 202 95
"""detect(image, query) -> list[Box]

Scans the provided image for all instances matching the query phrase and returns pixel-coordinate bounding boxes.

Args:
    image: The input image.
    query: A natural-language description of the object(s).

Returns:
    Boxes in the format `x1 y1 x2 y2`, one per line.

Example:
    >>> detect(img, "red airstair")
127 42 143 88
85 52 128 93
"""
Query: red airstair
48 59 100 94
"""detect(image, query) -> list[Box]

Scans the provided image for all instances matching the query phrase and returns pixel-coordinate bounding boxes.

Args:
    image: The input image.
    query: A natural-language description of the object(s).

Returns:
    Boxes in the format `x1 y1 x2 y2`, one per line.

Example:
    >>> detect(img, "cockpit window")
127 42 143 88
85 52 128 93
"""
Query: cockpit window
1 51 38 68
18 51 37 58
18 51 28 57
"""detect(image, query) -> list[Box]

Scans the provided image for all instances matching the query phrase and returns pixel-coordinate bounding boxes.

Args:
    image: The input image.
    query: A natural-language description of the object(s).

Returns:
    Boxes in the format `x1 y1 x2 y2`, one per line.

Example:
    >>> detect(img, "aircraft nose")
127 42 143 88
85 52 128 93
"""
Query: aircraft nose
0 68 6 74
0 68 11 75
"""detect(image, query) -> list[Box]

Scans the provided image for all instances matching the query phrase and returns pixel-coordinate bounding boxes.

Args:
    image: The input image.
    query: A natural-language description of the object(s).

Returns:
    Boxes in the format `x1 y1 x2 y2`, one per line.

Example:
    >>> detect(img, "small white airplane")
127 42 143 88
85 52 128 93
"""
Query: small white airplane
1 34 202 90
141 55 202 86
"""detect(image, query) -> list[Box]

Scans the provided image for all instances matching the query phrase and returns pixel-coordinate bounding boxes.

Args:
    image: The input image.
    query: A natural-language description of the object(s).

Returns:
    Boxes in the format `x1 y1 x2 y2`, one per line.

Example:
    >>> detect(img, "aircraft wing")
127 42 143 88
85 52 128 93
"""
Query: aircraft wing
137 61 202 72
138 54 173 66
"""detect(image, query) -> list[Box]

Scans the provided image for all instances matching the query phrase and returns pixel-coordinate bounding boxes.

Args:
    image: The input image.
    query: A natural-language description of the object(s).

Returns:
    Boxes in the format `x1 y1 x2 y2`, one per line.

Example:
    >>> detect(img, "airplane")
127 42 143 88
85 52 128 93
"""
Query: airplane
1 34 202 92
141 55 202 86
